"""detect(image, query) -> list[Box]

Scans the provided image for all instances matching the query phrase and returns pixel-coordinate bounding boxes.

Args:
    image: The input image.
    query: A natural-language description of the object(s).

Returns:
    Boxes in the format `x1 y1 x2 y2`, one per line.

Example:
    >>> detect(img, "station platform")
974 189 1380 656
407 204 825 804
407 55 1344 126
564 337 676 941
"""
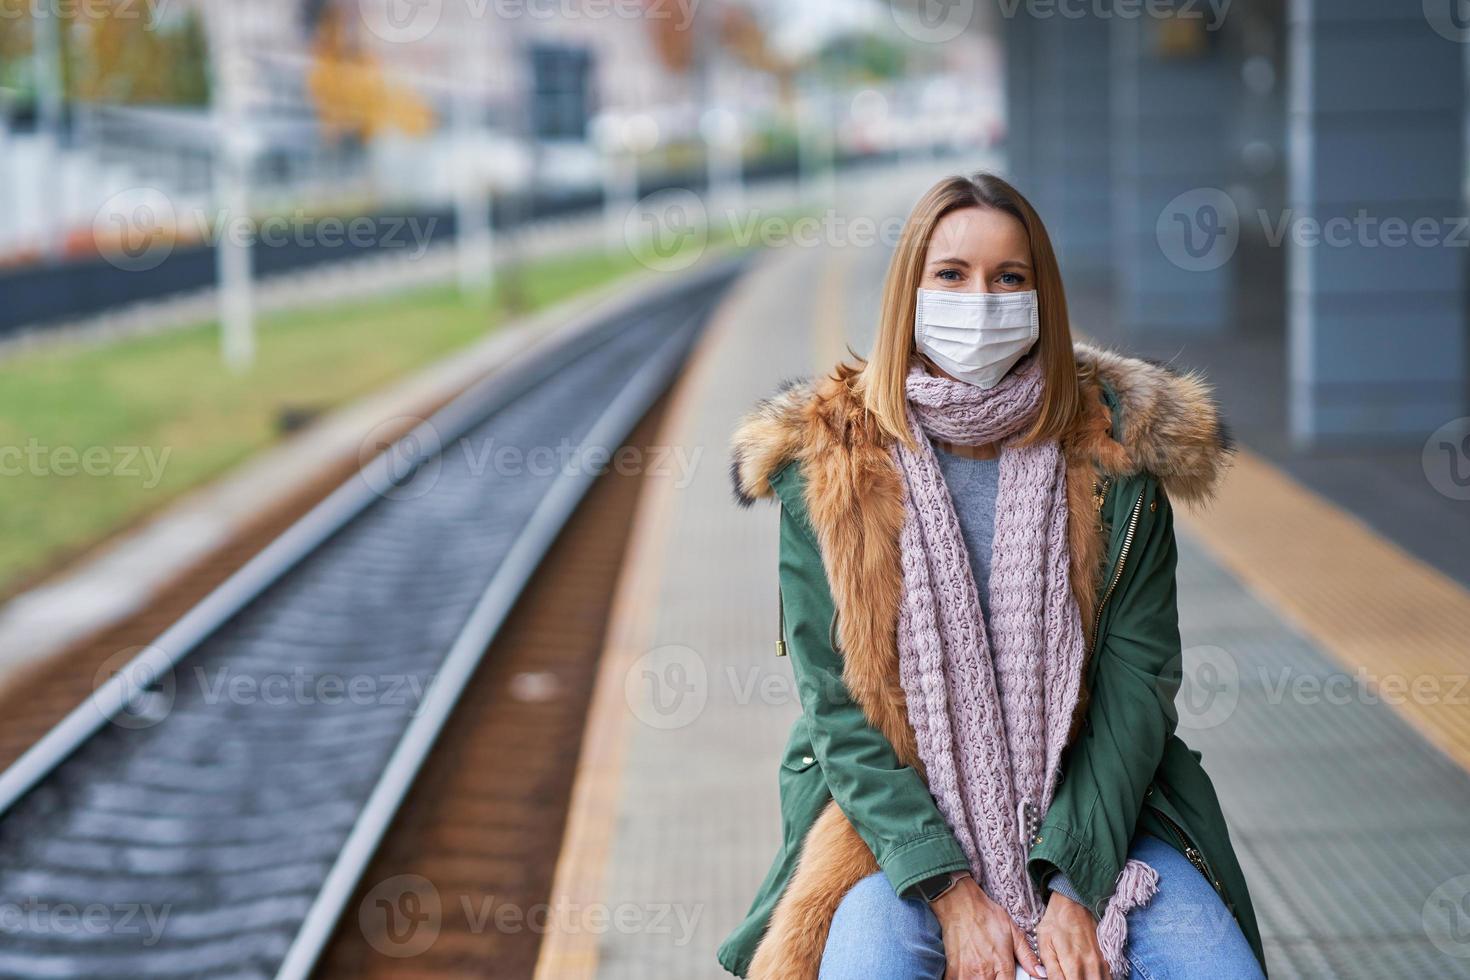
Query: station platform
536 176 1470 980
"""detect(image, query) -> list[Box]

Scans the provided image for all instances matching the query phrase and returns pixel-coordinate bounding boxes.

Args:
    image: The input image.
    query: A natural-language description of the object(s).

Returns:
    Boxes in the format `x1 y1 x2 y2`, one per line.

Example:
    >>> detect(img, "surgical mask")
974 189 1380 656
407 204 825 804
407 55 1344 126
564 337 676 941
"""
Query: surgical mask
913 288 1039 389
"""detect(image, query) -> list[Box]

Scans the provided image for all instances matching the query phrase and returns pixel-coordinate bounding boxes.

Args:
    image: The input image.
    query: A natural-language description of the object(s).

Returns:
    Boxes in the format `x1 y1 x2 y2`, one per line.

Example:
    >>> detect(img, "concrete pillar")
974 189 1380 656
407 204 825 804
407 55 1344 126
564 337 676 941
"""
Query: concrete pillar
1025 8 1114 290
1003 11 1035 186
1111 9 1235 333
1287 2 1467 444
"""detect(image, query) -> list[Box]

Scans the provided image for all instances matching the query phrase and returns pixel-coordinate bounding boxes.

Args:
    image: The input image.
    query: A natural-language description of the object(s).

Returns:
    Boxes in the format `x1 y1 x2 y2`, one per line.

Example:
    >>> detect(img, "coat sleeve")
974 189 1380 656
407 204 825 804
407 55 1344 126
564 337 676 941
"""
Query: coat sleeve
1026 478 1183 917
771 465 971 898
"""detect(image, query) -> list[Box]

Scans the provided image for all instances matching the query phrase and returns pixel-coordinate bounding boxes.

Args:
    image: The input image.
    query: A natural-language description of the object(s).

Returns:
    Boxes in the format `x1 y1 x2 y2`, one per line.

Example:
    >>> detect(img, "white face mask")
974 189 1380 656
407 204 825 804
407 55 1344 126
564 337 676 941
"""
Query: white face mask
913 288 1040 389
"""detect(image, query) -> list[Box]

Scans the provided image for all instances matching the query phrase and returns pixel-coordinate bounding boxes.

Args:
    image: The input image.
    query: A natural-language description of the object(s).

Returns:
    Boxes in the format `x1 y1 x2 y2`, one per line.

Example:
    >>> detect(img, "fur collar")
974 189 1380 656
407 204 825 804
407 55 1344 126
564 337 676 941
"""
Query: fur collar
731 343 1232 510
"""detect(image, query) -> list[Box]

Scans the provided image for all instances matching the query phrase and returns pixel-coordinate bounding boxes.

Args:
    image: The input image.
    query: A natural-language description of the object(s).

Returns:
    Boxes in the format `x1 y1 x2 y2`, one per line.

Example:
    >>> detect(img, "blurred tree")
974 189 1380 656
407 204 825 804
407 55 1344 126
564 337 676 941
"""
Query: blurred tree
306 6 434 139
71 4 210 104
718 4 790 81
644 0 699 73
0 1 209 109
0 14 37 111
814 32 908 84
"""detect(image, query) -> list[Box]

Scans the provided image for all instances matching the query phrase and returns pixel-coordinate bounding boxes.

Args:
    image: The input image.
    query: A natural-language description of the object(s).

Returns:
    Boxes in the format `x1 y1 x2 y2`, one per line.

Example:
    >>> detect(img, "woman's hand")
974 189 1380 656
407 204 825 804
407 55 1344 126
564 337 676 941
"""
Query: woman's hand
1037 889 1109 980
930 876 1045 979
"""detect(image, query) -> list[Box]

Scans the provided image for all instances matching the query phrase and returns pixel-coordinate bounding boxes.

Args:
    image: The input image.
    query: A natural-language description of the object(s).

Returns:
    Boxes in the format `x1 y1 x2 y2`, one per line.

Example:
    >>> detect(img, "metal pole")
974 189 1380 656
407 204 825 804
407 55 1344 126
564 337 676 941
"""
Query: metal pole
699 16 742 221
216 135 255 371
453 19 494 301
600 119 636 252
0 94 15 254
32 2 66 261
705 113 742 220
207 2 255 372
796 87 833 204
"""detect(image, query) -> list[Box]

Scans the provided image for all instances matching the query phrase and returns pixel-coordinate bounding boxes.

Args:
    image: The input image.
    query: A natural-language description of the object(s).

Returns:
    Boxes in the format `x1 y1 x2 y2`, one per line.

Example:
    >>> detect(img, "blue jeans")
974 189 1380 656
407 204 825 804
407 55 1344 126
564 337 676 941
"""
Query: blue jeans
819 834 1264 979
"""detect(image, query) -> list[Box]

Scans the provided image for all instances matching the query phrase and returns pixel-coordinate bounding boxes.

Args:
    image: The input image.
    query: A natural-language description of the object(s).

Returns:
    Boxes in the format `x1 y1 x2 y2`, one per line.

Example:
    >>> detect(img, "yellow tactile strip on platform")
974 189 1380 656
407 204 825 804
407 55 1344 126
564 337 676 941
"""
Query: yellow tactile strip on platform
1176 450 1470 773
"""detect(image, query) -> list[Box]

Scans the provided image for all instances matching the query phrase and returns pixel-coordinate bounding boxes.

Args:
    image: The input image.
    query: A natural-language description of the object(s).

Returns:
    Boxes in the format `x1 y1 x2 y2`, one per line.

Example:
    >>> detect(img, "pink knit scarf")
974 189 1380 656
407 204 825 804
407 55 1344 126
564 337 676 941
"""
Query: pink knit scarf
892 355 1156 976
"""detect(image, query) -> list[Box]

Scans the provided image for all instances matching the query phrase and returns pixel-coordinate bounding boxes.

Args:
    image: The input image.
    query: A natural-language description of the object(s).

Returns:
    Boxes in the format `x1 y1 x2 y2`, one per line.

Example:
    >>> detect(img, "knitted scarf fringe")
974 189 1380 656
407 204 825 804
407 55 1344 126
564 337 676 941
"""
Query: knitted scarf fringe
1096 859 1160 977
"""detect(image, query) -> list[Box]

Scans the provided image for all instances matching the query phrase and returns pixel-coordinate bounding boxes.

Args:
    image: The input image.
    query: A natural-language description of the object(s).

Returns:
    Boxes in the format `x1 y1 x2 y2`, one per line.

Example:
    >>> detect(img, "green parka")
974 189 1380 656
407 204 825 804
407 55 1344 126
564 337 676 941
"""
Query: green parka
719 346 1265 978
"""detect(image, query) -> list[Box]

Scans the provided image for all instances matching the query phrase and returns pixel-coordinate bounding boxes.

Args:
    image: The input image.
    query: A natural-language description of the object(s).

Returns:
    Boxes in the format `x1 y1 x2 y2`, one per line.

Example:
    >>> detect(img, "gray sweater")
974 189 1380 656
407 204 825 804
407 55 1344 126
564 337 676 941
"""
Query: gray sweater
933 443 1000 623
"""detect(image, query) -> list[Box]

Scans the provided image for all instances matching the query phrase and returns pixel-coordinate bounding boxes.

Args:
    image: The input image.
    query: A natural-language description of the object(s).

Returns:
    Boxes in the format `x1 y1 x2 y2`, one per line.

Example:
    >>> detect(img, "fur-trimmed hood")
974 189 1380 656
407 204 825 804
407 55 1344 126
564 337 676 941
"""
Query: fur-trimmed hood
731 342 1231 511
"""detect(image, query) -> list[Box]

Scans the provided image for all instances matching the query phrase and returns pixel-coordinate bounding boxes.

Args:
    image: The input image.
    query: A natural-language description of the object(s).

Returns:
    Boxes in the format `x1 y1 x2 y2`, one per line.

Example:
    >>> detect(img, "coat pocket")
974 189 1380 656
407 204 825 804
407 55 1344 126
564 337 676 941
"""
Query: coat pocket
781 717 819 772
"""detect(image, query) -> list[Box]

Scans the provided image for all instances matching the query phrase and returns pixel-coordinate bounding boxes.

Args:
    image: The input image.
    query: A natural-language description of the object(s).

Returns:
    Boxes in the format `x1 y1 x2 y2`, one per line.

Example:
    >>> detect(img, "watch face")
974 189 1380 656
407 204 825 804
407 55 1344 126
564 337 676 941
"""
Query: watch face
921 872 961 901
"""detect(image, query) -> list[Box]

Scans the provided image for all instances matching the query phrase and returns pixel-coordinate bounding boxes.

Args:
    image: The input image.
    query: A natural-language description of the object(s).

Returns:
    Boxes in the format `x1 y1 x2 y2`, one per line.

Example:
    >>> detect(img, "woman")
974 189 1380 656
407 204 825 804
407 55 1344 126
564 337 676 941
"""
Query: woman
718 173 1267 979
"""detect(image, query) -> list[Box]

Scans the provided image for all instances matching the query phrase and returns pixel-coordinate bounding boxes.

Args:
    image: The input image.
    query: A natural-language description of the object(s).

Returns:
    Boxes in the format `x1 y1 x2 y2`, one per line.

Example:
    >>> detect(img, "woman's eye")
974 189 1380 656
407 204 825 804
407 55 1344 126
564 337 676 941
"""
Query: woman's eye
998 272 1025 287
936 268 963 283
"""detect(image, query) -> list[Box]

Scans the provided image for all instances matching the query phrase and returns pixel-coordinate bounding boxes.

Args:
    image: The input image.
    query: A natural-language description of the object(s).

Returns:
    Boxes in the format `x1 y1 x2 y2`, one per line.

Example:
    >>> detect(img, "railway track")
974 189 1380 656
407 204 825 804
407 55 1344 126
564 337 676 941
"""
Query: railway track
315 397 665 979
0 260 742 978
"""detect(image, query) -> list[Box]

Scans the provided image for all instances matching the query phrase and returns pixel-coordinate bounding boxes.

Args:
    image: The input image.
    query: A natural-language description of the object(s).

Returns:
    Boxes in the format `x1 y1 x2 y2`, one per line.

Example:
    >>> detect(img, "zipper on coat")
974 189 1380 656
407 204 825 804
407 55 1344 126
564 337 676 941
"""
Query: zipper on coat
1148 792 1224 896
775 586 787 657
1090 487 1147 649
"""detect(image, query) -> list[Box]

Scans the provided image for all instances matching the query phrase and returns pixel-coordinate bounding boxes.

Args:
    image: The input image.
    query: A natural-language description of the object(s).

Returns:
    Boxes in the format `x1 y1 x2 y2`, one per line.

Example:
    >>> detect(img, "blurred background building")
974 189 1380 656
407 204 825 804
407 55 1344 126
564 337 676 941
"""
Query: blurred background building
0 0 995 328
3 2 1462 451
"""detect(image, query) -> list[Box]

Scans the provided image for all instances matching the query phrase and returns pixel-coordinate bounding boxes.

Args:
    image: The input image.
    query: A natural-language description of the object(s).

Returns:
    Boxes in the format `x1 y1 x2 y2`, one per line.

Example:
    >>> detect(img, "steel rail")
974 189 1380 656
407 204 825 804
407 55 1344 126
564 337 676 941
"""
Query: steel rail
0 260 738 829
271 284 716 980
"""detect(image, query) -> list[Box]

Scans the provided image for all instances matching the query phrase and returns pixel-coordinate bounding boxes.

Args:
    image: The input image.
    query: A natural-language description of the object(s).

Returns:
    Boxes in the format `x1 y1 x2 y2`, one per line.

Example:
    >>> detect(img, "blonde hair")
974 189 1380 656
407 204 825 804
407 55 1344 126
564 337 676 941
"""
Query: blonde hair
856 172 1082 447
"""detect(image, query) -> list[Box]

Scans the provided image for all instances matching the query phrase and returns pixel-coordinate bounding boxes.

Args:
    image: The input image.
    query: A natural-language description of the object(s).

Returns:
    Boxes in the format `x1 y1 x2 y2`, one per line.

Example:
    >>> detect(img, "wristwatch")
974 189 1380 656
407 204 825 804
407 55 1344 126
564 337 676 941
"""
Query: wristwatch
915 870 970 904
